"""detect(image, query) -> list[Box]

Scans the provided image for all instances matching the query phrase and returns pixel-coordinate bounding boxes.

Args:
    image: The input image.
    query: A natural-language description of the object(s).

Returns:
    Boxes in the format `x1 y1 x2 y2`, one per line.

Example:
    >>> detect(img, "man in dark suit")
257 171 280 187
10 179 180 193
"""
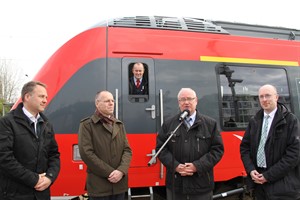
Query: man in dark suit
129 62 148 95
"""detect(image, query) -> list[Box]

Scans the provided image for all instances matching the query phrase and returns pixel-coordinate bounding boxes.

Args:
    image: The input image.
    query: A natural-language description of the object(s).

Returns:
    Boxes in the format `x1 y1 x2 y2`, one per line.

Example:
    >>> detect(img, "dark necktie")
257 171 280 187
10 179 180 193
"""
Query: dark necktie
136 79 140 88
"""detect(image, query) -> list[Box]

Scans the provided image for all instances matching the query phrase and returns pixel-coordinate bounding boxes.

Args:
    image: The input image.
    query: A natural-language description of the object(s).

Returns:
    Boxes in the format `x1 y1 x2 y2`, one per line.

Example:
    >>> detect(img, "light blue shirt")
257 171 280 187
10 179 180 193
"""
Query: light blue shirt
187 111 196 126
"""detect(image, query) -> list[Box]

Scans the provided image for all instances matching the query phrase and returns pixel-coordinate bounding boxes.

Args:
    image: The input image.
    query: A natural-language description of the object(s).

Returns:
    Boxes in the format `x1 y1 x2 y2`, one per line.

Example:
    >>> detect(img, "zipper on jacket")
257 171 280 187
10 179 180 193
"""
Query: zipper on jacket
197 138 200 152
206 172 211 183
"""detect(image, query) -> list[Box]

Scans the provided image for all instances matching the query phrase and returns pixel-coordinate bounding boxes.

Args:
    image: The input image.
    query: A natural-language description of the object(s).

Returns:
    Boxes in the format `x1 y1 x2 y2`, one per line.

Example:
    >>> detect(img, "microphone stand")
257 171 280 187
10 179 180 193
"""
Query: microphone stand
148 120 185 200
148 120 184 166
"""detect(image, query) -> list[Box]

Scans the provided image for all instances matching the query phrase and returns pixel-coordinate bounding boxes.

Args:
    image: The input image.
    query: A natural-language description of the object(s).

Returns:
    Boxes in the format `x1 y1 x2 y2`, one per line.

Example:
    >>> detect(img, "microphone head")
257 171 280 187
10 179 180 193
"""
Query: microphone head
183 109 190 116
179 109 190 121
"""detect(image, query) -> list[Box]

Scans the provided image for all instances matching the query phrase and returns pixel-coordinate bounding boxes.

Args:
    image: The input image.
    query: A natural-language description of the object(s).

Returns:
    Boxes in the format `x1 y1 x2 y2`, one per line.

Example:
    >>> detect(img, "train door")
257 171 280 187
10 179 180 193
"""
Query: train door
121 57 157 168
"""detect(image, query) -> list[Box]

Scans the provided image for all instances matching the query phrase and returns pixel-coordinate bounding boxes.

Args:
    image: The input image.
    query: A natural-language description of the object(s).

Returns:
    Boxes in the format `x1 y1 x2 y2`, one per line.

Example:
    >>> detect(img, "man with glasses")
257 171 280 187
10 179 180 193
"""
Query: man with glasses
78 91 132 200
240 84 300 199
156 88 224 200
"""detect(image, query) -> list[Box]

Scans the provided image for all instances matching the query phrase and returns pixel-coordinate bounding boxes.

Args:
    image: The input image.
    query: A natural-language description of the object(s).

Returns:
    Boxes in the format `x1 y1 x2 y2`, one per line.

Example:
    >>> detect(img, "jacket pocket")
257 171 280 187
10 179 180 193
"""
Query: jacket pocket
185 172 212 193
0 174 16 199
0 131 10 151
269 175 298 198
194 133 212 155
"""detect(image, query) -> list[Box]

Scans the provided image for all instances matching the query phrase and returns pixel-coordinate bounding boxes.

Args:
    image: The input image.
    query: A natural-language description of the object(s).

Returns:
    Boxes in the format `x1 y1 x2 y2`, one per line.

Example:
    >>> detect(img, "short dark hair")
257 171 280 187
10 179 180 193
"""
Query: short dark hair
21 81 47 101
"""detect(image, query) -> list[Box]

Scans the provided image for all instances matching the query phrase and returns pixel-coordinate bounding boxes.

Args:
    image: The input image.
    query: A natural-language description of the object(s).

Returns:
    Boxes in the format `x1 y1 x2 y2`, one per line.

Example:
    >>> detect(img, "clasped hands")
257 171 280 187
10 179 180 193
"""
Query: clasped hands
108 170 124 183
34 173 52 191
250 170 267 184
176 163 197 176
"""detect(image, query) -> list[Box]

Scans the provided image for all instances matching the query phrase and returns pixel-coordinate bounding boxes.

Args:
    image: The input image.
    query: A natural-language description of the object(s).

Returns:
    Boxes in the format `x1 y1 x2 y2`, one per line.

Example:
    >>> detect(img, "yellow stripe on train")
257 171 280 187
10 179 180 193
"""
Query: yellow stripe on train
200 56 299 66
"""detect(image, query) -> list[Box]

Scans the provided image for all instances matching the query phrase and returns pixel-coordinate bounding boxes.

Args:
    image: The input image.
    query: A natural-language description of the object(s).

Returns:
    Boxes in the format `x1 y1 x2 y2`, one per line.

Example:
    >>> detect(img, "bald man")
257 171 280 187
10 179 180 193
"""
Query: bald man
240 84 300 200
78 91 132 200
129 62 148 95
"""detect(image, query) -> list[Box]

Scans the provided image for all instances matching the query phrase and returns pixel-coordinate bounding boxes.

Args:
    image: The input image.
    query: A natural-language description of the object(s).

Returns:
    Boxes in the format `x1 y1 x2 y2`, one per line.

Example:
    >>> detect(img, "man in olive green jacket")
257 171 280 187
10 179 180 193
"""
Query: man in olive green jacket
78 91 132 200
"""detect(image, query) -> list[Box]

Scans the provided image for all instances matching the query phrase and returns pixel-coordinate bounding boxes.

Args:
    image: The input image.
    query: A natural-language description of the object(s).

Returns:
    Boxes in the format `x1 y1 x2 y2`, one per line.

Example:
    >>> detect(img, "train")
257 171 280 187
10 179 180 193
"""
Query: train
24 16 300 198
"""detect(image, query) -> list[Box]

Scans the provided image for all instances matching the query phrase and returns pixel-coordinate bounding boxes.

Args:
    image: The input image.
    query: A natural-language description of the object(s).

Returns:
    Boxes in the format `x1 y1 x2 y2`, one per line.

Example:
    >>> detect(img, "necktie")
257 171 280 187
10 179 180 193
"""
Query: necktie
185 118 192 129
136 79 140 88
257 115 270 168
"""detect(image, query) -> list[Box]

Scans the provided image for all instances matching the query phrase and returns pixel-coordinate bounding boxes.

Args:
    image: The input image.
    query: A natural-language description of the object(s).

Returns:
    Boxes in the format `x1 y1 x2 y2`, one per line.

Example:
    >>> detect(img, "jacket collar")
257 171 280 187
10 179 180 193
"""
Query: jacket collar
90 113 123 125
255 102 289 125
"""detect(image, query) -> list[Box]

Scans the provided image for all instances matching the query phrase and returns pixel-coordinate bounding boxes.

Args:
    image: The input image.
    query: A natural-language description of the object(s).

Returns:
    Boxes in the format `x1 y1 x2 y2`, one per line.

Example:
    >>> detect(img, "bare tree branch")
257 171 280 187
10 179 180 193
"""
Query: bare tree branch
0 58 25 103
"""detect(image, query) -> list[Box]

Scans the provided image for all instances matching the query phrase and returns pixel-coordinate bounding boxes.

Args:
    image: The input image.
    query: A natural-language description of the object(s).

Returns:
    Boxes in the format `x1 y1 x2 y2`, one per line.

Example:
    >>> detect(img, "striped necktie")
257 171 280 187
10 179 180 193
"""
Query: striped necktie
185 118 192 129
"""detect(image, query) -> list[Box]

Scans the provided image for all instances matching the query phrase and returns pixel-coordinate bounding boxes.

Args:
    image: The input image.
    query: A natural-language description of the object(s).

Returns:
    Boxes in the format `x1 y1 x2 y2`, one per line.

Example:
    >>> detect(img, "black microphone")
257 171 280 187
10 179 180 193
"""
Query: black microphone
179 109 190 121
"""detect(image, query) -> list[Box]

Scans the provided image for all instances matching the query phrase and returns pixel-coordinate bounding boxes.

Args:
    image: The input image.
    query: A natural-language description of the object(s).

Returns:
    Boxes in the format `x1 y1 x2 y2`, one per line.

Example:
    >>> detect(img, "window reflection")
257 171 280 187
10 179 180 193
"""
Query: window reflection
219 66 290 129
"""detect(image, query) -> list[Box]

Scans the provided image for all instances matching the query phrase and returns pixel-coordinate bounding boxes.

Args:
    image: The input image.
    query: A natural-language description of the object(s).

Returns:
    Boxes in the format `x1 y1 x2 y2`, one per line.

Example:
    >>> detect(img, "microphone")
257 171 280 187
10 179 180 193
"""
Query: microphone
179 109 190 121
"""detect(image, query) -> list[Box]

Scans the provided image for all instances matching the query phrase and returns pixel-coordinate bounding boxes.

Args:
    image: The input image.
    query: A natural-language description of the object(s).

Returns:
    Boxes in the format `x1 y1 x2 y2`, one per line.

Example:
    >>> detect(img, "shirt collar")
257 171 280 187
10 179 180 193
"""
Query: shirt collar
188 111 196 124
134 77 142 83
264 107 277 119
22 106 41 123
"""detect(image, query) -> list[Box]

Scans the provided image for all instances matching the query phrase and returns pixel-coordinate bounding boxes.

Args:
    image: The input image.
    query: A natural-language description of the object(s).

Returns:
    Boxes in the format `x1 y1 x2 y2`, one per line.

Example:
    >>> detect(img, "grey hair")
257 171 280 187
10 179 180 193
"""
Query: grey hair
177 88 197 99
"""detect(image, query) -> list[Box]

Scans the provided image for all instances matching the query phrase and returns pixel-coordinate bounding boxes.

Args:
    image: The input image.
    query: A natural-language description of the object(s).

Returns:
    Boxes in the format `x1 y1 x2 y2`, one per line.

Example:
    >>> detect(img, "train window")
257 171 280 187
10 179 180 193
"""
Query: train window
218 66 290 129
128 62 149 102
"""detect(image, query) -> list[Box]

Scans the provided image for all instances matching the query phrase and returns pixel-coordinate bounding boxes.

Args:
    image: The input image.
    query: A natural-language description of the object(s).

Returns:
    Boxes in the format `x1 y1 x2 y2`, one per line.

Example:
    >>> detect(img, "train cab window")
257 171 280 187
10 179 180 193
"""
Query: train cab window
128 62 149 102
218 66 290 129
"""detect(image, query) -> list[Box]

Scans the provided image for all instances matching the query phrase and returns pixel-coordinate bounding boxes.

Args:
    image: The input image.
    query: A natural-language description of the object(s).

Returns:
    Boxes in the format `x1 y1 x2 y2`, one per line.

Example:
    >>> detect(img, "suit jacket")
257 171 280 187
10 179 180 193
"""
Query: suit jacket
240 103 300 199
129 77 148 95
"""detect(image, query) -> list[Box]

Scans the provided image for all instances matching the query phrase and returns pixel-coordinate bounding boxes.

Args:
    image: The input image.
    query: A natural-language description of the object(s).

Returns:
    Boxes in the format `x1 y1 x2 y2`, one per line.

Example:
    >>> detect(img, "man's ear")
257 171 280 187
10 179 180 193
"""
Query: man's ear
24 93 31 101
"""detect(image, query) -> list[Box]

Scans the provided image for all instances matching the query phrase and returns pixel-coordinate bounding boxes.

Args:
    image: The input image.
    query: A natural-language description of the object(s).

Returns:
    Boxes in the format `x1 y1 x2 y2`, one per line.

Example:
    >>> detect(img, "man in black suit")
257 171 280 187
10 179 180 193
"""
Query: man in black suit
129 62 148 95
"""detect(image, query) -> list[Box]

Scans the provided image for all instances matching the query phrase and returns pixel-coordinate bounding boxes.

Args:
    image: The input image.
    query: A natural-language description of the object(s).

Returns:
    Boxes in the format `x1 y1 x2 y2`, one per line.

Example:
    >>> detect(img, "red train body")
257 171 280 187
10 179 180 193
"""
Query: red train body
25 16 300 197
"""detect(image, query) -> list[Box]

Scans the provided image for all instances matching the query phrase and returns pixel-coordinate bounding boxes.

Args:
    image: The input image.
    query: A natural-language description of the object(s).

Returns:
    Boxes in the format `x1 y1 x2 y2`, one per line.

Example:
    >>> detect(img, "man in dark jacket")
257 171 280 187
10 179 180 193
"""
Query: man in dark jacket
129 62 148 95
240 84 300 200
0 81 60 200
156 88 224 200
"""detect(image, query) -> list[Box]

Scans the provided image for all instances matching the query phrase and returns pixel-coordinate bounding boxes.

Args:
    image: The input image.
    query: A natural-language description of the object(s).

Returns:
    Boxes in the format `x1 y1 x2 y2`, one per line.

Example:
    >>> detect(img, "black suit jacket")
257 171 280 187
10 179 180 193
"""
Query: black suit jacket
129 77 148 95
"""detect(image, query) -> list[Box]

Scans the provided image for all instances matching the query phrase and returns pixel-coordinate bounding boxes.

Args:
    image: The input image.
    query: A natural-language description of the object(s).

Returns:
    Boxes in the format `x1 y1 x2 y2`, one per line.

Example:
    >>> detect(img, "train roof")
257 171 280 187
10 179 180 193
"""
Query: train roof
95 16 300 41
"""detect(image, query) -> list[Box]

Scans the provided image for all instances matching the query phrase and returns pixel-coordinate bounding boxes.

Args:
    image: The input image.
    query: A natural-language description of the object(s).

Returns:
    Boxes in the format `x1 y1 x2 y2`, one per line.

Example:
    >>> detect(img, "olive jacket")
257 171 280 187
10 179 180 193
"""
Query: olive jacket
78 114 132 197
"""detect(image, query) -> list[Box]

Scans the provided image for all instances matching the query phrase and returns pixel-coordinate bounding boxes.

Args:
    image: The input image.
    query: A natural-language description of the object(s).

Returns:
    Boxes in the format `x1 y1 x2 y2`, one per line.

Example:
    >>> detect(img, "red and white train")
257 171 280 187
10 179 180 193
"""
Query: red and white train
25 16 300 198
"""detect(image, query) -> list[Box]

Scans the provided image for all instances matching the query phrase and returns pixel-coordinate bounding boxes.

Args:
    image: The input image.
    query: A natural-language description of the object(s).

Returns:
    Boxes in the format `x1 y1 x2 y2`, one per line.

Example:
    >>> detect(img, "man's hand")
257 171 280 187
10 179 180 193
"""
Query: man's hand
176 163 196 176
250 170 267 184
108 170 124 183
35 173 52 191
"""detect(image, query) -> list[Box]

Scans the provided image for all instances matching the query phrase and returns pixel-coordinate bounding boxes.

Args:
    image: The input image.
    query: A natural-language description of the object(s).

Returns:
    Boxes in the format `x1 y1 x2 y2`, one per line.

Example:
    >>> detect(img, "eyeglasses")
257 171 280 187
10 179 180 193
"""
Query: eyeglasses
178 97 196 103
259 94 275 100
97 99 115 103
